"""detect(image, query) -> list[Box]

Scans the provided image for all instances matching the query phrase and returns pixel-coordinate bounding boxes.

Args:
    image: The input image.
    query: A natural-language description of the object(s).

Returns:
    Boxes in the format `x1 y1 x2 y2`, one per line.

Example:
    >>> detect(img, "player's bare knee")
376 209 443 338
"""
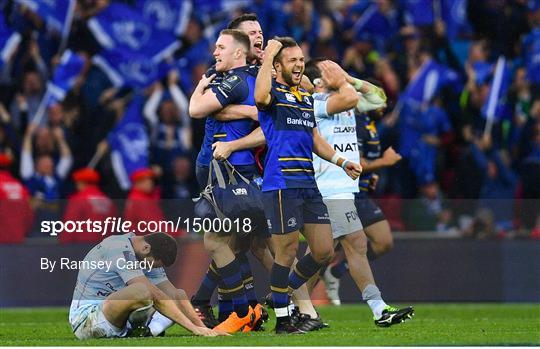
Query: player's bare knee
129 282 152 303
375 234 394 254
312 245 333 264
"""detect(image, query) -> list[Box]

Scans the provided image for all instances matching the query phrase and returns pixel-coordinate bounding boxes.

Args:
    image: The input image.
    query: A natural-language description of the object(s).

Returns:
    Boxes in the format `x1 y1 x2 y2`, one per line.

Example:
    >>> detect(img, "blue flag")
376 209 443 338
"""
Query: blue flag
136 0 192 37
521 28 540 84
400 0 434 26
92 48 172 89
108 95 149 190
399 59 461 109
352 4 399 52
87 2 179 61
15 0 75 41
442 0 471 39
48 49 85 102
0 15 21 69
481 56 512 122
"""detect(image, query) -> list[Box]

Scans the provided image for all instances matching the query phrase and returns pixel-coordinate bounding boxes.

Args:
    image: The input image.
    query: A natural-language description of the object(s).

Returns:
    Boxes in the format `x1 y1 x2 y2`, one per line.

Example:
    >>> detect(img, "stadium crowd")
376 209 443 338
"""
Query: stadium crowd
0 0 539 243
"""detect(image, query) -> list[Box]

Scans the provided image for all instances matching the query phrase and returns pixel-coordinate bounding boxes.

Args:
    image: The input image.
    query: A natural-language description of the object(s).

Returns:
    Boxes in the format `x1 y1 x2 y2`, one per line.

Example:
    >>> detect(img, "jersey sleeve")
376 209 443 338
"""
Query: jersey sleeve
210 74 249 107
145 267 168 285
108 248 145 283
313 93 330 119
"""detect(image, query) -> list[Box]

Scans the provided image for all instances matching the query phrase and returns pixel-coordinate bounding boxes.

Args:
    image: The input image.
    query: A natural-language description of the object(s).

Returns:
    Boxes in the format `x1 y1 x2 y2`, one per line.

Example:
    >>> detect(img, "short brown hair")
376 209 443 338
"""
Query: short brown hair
220 29 251 55
144 232 177 267
273 36 299 64
227 13 258 30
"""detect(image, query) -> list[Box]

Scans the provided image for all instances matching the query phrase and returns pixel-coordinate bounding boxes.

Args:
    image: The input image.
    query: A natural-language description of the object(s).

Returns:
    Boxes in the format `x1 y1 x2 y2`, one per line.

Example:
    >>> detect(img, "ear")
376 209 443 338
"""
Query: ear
274 61 281 72
142 241 151 255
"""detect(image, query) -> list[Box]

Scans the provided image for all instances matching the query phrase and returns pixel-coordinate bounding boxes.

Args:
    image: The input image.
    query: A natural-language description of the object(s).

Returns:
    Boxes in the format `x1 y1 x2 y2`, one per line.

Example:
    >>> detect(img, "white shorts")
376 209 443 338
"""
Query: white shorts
324 198 363 239
71 302 127 339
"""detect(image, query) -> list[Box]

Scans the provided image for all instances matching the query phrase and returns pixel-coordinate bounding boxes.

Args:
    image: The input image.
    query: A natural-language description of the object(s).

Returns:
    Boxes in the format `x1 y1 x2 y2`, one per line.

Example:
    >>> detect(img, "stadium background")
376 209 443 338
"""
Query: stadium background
0 0 539 311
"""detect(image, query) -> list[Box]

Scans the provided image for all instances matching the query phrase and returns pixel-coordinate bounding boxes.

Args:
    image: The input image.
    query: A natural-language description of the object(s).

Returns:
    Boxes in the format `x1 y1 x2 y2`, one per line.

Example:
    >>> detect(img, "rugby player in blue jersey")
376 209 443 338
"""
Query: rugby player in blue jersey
254 37 362 334
189 15 270 331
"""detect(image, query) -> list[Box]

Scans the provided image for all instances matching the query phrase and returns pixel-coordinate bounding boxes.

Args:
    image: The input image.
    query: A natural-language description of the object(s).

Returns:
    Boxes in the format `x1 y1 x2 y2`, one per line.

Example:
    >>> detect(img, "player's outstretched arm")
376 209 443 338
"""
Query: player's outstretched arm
212 127 266 161
214 104 258 121
255 39 282 108
360 146 402 174
312 128 362 179
188 74 223 119
126 277 226 336
156 280 206 328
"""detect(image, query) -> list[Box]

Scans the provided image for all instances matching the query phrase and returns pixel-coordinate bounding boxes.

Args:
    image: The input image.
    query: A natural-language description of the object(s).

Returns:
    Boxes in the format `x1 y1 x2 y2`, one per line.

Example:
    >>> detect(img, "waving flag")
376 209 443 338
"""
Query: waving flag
0 15 21 69
92 49 171 89
442 0 471 39
400 0 434 26
136 0 192 36
399 59 461 109
15 0 75 43
481 56 512 122
88 2 179 62
108 95 149 190
48 50 85 102
522 28 540 84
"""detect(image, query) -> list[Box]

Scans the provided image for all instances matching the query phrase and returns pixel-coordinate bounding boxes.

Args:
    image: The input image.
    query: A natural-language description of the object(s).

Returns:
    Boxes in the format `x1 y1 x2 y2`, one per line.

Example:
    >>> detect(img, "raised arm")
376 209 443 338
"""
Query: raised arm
318 61 359 115
255 40 282 108
52 127 73 179
312 127 361 179
212 127 266 161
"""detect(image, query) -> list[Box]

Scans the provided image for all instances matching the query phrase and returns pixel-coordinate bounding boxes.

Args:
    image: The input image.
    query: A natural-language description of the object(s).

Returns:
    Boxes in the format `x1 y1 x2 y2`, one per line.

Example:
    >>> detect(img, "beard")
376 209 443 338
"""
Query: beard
282 69 299 86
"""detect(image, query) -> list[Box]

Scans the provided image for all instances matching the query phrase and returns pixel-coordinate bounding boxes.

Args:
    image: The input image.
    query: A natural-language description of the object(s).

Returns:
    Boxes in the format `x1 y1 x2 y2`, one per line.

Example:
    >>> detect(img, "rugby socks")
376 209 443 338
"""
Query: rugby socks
217 259 249 318
271 263 291 324
362 284 387 319
217 289 234 322
192 261 220 306
330 260 349 279
148 311 174 337
289 253 323 290
236 252 258 308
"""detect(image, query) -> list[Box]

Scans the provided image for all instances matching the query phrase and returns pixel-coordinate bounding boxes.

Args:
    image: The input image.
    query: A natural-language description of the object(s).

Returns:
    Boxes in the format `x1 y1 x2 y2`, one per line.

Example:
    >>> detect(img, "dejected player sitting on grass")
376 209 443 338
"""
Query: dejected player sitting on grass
69 232 226 339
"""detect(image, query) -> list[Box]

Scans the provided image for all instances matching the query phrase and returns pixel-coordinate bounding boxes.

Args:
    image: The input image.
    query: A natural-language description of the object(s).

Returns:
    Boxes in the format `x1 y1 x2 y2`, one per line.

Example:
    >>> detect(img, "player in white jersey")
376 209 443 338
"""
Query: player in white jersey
69 232 226 339
305 59 414 327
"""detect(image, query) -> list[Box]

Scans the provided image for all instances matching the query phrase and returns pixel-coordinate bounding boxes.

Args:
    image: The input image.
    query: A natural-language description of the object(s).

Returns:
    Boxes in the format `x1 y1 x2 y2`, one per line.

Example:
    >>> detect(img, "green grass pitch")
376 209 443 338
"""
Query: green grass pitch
1 303 539 346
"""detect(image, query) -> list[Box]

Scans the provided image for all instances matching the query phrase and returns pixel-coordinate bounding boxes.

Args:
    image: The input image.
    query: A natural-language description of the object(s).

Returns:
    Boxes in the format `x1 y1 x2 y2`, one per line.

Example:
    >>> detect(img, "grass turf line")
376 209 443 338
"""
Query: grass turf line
0 303 539 346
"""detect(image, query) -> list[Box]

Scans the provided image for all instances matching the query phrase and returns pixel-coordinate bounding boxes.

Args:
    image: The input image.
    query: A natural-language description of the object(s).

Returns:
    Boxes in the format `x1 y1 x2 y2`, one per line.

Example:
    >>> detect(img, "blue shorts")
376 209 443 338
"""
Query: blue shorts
354 193 386 227
263 188 330 235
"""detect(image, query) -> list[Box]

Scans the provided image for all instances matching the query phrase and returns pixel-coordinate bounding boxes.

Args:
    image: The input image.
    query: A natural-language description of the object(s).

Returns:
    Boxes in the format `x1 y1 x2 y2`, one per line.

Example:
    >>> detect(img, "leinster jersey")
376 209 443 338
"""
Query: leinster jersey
196 65 258 167
356 114 381 196
258 81 317 191
312 92 360 199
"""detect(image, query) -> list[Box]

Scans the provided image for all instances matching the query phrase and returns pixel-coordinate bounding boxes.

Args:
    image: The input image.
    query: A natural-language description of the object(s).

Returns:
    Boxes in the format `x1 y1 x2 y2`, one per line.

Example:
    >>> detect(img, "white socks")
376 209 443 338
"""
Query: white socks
148 311 174 337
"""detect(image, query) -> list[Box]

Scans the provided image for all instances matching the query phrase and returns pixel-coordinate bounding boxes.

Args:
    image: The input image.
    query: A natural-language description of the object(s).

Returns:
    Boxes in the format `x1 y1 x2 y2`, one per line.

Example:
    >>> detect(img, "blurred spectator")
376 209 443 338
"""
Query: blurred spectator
20 124 72 236
124 168 184 237
9 70 44 130
0 153 33 243
405 182 453 232
144 71 192 179
59 167 118 244
473 135 518 233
